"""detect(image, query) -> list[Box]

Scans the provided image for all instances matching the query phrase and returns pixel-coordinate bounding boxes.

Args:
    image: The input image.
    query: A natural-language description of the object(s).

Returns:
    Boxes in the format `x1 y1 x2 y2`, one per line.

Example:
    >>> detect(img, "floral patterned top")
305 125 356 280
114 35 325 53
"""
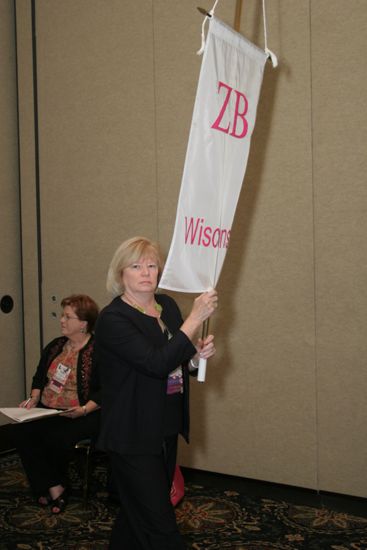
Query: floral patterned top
41 344 80 409
31 335 100 407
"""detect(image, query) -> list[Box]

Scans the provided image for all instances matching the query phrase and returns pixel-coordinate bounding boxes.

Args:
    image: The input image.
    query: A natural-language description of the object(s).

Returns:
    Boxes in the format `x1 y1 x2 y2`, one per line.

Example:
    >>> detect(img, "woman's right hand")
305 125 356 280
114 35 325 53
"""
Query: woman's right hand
180 289 218 340
19 395 40 409
190 289 218 324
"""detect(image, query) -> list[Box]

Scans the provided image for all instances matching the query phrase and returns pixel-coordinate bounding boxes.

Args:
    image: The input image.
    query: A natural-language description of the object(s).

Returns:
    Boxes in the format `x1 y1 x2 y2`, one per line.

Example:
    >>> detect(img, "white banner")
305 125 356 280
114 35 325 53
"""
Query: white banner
159 17 268 293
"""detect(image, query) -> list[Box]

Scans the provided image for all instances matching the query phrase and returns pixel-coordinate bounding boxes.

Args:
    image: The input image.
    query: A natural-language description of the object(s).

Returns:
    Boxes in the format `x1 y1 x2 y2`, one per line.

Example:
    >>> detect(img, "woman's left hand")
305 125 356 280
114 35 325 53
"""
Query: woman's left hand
60 407 85 419
195 334 216 360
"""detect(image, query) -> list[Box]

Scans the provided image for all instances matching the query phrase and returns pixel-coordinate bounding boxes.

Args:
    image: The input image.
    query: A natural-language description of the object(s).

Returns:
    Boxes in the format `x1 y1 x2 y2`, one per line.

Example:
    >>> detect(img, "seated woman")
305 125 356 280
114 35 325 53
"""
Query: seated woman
11 294 101 514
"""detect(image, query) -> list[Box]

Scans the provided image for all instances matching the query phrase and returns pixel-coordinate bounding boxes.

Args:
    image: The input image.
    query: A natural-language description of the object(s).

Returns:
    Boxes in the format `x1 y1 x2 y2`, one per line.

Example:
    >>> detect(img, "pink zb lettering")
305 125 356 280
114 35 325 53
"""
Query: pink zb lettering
211 81 249 139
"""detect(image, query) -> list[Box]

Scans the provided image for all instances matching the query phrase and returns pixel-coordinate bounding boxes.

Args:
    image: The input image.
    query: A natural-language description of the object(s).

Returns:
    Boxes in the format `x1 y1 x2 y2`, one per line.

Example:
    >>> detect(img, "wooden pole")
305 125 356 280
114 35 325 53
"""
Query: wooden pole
234 0 242 32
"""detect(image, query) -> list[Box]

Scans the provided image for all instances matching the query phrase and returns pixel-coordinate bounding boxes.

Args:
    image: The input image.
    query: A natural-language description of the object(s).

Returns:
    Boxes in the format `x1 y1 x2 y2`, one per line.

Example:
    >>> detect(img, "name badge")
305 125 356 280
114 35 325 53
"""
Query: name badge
48 362 71 394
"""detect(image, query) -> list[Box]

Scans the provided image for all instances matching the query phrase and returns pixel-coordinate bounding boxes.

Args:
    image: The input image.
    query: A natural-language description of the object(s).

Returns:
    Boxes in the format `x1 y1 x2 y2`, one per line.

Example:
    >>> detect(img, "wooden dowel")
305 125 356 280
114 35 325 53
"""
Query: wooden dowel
234 0 242 31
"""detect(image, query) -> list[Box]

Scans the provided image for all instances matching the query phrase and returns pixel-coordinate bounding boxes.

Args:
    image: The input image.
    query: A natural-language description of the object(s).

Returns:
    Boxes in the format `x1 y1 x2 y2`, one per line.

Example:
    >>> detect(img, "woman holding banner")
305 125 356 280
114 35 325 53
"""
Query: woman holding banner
95 236 217 550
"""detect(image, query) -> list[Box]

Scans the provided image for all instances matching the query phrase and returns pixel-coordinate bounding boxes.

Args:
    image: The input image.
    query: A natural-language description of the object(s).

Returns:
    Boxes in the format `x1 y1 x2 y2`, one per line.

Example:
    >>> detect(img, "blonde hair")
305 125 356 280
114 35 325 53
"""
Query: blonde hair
106 236 164 296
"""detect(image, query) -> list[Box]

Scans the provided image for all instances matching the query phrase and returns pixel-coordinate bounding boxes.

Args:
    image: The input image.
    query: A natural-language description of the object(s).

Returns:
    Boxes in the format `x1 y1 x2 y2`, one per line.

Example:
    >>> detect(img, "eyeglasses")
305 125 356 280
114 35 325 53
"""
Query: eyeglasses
60 314 79 321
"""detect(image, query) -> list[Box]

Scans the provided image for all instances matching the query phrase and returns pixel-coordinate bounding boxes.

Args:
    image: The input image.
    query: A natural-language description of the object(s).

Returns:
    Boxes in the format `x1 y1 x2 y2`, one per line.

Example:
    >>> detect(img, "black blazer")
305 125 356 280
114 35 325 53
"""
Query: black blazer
95 294 197 455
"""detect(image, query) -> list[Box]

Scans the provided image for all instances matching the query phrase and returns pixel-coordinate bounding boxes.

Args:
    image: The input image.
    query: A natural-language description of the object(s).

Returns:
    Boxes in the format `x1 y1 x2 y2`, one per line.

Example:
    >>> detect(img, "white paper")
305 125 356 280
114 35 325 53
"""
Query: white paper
0 407 63 423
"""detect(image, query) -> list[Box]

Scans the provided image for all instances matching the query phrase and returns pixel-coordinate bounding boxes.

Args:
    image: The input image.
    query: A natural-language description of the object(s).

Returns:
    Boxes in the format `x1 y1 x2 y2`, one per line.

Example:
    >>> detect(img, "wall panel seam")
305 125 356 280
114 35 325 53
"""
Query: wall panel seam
13 0 27 395
31 0 43 350
309 0 320 494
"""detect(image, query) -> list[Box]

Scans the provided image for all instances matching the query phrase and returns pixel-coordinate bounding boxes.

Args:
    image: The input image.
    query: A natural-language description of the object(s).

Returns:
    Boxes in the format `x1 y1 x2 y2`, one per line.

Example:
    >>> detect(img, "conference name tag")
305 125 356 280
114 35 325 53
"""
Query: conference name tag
48 363 71 394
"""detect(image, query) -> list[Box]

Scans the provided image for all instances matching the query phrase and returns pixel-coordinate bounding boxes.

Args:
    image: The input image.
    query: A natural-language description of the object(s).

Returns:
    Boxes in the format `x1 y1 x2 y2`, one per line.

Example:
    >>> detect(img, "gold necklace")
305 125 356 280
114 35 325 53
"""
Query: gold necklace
123 294 162 317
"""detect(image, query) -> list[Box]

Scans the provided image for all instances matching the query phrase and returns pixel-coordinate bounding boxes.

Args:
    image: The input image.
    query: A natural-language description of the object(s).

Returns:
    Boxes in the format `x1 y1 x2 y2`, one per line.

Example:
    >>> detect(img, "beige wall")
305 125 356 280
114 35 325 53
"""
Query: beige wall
3 0 366 496
0 0 24 422
15 0 43 393
311 0 367 496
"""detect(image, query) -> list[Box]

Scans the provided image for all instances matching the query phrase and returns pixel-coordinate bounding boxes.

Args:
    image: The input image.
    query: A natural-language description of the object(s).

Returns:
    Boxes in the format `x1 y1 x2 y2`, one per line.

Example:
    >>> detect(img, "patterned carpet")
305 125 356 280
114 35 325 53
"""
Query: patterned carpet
0 451 366 549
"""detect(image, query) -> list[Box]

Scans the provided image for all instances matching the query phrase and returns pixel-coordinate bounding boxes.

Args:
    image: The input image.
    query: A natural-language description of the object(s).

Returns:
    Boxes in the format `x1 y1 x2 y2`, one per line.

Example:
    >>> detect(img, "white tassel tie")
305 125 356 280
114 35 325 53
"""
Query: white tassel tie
196 0 278 68
263 0 278 67
197 0 219 55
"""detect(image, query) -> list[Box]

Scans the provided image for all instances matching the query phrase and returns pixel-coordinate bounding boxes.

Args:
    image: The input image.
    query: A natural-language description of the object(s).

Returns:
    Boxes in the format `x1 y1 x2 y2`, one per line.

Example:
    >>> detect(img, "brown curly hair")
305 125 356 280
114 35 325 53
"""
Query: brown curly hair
61 294 99 333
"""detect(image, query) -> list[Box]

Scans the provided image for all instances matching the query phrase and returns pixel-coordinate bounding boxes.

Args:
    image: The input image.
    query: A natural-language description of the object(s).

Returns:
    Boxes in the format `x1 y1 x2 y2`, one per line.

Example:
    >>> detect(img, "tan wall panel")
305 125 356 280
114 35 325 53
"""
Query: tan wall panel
34 0 158 340
153 0 205 252
177 1 318 489
311 0 367 497
0 1 24 419
15 0 43 392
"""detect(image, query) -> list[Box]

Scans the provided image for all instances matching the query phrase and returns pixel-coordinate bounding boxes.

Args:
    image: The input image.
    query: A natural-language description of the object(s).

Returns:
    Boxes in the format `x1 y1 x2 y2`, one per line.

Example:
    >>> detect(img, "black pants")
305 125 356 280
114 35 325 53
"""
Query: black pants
108 443 185 550
11 410 100 496
108 434 178 501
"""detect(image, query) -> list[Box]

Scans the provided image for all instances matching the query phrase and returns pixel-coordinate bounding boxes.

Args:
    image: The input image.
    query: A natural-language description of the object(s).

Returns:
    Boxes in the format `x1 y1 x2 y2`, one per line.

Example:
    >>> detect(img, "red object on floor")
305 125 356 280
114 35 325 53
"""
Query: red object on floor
170 465 184 506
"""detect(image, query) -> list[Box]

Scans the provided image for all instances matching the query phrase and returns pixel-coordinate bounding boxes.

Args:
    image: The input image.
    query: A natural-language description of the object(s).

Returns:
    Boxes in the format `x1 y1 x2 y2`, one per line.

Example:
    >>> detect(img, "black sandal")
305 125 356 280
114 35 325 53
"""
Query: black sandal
50 490 68 514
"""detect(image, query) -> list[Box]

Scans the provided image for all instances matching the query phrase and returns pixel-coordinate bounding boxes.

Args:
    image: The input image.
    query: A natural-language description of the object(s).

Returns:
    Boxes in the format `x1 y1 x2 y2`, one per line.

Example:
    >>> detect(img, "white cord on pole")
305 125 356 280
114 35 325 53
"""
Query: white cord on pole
262 0 278 67
197 0 220 55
